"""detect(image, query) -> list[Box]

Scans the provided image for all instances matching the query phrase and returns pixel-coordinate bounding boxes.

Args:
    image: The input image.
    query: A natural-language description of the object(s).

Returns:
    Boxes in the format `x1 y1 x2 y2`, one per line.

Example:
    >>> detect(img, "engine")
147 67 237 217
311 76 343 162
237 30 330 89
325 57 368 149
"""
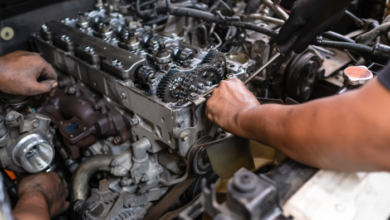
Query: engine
0 0 390 219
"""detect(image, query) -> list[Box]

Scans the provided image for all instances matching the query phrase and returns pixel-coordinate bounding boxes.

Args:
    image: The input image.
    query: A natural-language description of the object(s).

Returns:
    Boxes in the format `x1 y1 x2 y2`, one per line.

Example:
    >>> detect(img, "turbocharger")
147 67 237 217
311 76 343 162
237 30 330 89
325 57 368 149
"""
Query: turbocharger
0 110 55 173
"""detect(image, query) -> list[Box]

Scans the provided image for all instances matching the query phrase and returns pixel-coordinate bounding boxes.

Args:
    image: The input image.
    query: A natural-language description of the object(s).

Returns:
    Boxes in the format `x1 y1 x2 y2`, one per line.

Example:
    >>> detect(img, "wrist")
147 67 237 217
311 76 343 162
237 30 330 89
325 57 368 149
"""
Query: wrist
13 191 50 220
234 105 259 138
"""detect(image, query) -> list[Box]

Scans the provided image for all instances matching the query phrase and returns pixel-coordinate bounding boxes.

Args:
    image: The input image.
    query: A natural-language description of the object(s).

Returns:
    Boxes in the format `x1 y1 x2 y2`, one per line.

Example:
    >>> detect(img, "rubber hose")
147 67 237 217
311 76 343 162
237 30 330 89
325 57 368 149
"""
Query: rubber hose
315 40 372 55
229 21 277 38
136 0 156 19
323 31 354 43
169 7 220 22
140 0 156 9
142 15 169 26
71 154 114 201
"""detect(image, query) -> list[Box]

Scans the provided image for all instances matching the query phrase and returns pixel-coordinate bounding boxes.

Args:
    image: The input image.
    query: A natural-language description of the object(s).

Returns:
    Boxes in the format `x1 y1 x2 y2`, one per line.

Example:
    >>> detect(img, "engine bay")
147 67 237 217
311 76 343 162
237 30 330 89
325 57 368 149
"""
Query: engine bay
0 0 390 219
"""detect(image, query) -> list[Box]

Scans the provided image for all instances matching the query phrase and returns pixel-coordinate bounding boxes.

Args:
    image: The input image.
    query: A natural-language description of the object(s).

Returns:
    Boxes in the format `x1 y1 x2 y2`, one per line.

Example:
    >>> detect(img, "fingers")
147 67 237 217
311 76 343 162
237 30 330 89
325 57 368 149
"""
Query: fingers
25 79 58 96
39 59 57 81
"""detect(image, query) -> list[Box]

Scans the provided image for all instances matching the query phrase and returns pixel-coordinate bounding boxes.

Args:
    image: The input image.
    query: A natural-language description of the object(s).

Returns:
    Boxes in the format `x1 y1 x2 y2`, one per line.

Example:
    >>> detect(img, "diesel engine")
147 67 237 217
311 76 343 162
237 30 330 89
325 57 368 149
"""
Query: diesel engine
0 0 390 219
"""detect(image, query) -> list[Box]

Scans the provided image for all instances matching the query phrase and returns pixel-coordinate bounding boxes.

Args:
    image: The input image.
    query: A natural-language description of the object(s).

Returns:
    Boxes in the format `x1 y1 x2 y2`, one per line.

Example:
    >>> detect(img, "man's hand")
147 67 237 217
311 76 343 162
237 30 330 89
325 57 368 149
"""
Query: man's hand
276 0 352 54
205 78 260 136
0 51 57 96
13 172 69 220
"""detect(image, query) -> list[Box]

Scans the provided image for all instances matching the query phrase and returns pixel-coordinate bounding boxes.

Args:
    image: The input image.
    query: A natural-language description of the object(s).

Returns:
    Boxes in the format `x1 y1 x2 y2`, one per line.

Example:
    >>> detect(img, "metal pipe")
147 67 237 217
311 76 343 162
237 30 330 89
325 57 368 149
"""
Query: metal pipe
260 0 289 21
247 14 285 26
200 25 208 45
71 154 114 201
213 32 222 48
345 10 364 27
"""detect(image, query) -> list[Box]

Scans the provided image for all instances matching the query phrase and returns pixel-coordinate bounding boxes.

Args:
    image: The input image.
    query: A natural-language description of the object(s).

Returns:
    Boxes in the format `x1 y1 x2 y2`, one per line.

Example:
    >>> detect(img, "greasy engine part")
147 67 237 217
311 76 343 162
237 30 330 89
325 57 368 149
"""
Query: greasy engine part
280 48 324 102
0 110 55 173
71 137 189 220
73 179 168 220
180 64 224 98
37 78 130 160
179 159 318 220
157 70 187 103
18 0 390 219
30 19 218 159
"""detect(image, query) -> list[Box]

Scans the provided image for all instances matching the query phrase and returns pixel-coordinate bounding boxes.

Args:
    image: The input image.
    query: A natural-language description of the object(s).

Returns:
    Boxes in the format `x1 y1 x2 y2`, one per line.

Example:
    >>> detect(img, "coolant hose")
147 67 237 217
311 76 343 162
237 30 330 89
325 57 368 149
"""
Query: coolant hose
323 31 355 43
229 21 278 38
315 40 373 55
71 154 114 201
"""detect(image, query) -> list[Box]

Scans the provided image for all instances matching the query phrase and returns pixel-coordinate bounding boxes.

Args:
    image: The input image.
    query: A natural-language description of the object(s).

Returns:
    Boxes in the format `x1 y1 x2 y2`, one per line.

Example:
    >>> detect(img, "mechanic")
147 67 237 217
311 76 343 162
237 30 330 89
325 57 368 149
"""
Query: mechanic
0 51 68 220
206 0 390 172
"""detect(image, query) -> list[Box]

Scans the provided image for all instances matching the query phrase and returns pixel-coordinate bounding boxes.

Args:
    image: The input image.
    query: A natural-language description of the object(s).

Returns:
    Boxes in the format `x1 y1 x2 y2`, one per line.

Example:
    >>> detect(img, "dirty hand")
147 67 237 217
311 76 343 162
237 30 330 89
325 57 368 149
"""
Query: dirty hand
0 51 57 96
14 172 69 218
206 78 260 136
276 0 352 54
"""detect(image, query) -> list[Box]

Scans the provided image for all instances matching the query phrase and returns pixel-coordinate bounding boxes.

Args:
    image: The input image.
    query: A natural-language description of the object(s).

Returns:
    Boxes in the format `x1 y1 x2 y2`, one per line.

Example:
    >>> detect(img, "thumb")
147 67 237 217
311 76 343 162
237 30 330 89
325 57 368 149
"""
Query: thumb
27 79 58 96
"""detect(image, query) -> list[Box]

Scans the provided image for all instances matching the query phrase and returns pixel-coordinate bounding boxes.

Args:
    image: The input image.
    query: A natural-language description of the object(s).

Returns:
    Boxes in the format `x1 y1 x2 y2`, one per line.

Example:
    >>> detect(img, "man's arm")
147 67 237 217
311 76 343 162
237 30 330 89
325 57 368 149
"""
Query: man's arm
12 172 69 220
206 77 390 172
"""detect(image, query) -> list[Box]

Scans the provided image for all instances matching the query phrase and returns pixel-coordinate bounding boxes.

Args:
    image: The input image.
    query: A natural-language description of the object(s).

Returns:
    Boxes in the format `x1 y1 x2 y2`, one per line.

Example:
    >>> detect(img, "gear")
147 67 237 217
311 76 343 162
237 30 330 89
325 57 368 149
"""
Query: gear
200 49 227 76
180 64 223 98
157 70 186 103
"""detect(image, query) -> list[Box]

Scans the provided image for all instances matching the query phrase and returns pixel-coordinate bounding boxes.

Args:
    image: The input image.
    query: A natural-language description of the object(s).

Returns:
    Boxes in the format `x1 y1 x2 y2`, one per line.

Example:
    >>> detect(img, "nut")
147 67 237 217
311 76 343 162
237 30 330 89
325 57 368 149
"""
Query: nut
130 117 139 126
181 132 188 141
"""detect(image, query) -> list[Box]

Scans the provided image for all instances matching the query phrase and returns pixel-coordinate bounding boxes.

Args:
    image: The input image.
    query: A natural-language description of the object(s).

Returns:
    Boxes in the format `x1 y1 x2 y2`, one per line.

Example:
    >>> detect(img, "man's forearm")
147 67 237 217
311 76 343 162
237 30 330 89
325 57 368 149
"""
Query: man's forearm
12 192 50 220
236 79 390 171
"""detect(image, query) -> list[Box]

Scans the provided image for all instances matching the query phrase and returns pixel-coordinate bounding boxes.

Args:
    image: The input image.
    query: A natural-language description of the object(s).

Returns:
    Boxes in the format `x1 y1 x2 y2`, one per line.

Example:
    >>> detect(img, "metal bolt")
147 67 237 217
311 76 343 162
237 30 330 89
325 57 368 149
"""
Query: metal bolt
32 119 40 128
84 46 90 52
130 117 139 126
114 136 122 144
189 93 199 101
41 24 48 32
67 87 76 95
89 47 95 54
181 132 188 141
116 61 123 67
111 59 118 65
120 91 126 99
205 81 212 86
92 103 101 111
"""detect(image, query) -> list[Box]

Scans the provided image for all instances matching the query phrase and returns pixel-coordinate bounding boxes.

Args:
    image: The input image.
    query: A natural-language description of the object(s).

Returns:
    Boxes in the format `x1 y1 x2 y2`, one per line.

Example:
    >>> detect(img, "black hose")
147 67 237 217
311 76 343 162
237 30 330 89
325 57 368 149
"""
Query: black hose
142 15 169 26
323 31 354 43
188 21 208 44
315 40 372 54
345 10 364 27
169 7 220 22
229 21 277 38
136 0 155 19
140 0 156 9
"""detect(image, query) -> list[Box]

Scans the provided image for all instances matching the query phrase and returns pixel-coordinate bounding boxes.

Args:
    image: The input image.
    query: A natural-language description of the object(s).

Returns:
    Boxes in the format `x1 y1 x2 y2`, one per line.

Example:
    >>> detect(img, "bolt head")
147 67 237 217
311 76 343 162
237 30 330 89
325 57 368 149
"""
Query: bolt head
89 47 95 53
111 59 118 65
41 24 48 31
120 91 126 99
181 132 188 141
116 61 123 67
114 136 122 144
67 87 76 95
84 46 90 52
